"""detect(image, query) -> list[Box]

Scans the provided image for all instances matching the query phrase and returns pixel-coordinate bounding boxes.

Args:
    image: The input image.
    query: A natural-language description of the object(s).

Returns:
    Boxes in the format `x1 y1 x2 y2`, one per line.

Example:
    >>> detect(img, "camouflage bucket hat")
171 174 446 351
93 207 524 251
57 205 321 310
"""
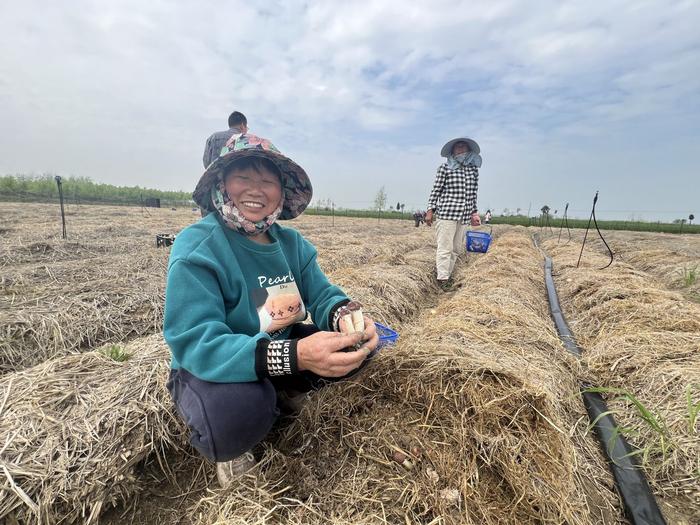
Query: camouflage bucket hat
193 134 313 220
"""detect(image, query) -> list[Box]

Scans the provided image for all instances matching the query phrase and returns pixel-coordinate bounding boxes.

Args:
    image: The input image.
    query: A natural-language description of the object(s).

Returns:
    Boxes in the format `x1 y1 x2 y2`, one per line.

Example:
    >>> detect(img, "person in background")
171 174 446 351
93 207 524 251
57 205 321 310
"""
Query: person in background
165 132 379 489
199 111 250 217
484 209 492 224
413 210 426 227
425 137 482 291
203 111 249 169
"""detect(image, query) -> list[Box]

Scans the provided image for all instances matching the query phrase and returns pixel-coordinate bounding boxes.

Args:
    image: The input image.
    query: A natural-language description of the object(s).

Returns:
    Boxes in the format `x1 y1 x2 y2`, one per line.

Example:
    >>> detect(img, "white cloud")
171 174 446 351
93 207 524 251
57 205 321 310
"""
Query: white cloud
0 0 698 217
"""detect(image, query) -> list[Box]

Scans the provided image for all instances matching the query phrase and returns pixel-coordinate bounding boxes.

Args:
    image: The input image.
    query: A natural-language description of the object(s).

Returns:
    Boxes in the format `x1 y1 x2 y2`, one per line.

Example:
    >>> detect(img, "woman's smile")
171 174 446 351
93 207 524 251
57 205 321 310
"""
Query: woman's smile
224 166 282 222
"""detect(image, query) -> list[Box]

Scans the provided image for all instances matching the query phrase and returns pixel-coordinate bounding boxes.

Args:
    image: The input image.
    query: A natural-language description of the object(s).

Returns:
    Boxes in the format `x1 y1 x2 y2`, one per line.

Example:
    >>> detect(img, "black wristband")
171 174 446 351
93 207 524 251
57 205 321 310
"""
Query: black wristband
255 339 299 378
328 298 351 332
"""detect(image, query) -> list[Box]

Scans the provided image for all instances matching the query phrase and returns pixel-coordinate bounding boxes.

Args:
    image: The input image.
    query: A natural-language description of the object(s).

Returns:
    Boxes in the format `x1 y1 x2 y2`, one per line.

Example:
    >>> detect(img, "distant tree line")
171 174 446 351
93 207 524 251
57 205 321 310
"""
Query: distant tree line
0 174 192 206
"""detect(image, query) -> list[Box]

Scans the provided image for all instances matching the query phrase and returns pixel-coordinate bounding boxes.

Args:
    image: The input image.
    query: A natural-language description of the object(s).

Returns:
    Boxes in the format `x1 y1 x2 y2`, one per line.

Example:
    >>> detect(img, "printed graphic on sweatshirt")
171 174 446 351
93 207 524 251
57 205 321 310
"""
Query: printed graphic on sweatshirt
252 273 306 334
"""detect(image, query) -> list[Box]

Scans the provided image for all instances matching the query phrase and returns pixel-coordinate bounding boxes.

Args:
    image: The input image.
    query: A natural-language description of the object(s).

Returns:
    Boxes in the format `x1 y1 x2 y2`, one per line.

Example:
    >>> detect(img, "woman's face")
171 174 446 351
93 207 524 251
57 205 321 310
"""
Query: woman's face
452 142 470 155
224 165 282 222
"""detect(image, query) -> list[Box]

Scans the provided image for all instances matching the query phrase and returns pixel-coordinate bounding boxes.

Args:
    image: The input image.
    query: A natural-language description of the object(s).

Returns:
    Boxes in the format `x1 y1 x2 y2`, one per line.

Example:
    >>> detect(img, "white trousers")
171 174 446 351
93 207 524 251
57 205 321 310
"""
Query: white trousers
435 219 467 280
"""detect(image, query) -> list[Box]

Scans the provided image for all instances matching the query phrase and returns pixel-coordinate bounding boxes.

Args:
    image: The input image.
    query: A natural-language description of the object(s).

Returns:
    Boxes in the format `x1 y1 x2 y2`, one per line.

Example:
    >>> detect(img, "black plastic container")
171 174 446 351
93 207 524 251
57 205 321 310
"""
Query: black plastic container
156 233 175 248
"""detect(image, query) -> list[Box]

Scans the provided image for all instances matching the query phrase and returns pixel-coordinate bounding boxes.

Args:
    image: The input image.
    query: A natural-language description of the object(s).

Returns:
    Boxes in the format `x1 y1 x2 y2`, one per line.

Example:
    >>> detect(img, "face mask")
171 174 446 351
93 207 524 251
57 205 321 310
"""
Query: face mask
447 151 482 169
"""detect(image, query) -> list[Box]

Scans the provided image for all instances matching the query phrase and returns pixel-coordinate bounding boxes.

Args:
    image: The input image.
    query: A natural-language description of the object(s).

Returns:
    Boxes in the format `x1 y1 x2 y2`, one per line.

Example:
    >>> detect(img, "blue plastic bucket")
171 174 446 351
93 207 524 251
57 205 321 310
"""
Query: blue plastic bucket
376 322 398 347
369 322 398 357
466 230 492 253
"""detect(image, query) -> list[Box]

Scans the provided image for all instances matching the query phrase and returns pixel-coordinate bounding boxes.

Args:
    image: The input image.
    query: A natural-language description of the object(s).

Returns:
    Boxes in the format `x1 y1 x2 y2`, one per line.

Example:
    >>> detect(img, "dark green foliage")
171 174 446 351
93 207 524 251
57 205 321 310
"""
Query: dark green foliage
489 215 700 234
0 174 192 207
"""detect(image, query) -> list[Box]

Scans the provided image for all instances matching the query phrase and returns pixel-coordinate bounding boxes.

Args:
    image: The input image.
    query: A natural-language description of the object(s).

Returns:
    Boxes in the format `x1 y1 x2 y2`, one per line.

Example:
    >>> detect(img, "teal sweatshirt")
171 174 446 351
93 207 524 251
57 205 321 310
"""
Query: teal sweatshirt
163 213 348 383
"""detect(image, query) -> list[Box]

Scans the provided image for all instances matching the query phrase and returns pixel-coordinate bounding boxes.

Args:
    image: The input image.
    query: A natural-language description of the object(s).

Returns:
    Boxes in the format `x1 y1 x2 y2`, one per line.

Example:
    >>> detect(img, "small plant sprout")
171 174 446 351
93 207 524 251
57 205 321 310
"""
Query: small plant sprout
679 265 698 287
102 344 130 362
583 386 674 465
687 386 700 434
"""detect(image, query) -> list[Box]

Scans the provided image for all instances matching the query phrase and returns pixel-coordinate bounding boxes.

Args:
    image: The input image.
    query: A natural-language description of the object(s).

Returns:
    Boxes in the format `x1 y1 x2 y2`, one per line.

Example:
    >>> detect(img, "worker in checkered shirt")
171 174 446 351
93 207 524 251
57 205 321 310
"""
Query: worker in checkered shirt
425 137 482 290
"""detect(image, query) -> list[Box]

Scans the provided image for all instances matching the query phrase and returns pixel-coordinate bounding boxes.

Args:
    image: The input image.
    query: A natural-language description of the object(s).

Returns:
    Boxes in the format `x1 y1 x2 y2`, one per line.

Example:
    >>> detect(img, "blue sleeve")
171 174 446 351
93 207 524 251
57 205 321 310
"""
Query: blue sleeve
297 238 349 331
164 258 269 383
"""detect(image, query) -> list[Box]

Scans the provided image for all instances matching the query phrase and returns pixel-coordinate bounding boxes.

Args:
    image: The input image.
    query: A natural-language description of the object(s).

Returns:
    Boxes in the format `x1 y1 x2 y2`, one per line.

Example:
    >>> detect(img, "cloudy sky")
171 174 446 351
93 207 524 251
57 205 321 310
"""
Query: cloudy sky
1 0 698 220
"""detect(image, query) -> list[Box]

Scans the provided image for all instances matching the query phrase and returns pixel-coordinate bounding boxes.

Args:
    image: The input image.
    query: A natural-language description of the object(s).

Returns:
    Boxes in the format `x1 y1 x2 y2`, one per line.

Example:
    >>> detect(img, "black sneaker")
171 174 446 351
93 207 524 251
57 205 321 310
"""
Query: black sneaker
437 279 451 292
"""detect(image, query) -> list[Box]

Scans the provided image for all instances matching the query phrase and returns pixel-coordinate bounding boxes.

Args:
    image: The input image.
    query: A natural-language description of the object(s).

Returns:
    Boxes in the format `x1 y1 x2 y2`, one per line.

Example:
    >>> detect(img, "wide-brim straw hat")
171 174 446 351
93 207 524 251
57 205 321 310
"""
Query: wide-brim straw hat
440 137 481 157
193 133 313 220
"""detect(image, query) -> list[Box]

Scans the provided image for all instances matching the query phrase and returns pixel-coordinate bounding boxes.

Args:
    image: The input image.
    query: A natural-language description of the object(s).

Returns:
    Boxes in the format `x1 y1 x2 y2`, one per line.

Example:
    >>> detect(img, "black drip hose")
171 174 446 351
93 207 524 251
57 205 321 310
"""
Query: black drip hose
577 191 614 269
592 196 614 269
544 258 666 525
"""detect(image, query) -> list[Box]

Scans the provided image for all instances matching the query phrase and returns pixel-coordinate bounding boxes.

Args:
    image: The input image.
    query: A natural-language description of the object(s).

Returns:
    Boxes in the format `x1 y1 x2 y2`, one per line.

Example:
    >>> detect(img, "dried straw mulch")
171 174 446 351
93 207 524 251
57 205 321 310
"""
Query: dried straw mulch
614 246 700 301
188 228 621 525
0 249 168 376
0 233 439 525
543 229 700 301
0 335 186 525
544 239 700 514
328 247 437 327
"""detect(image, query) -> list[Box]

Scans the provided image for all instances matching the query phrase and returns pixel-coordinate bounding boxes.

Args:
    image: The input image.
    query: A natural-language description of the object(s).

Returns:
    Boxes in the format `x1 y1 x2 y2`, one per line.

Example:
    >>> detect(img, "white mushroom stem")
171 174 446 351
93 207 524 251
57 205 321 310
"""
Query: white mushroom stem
338 307 355 334
347 301 365 333
351 309 364 332
341 313 356 333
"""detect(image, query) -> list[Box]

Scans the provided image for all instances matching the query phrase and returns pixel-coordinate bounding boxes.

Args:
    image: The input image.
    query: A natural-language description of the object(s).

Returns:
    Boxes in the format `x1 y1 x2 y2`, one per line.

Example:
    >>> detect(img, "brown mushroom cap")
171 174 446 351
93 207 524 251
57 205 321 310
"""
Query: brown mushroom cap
347 301 363 311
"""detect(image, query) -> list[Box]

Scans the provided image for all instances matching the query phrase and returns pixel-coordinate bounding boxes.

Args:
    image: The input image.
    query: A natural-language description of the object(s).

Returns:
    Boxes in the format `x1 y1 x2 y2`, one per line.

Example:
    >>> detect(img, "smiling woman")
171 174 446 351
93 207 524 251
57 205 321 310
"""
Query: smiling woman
166 132 380 489
221 157 284 243
225 162 282 222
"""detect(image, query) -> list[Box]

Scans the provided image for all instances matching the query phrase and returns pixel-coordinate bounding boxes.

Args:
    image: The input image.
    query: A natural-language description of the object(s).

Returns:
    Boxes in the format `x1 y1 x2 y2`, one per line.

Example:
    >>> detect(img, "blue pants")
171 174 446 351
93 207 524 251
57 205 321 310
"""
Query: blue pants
167 324 357 462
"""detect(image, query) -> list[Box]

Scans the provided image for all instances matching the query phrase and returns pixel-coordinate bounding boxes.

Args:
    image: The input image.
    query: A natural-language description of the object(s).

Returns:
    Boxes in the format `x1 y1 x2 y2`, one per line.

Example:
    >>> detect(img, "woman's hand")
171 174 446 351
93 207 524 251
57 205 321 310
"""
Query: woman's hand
357 315 379 353
297 330 367 377
298 316 379 377
425 210 434 226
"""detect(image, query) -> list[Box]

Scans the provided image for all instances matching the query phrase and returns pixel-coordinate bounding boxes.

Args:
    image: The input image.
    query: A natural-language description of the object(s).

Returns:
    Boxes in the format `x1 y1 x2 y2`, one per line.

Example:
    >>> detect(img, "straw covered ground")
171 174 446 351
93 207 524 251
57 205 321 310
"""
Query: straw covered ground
543 238 700 519
0 212 441 525
187 228 621 525
545 228 700 302
6 200 696 524
0 203 432 375
602 231 700 302
0 335 185 525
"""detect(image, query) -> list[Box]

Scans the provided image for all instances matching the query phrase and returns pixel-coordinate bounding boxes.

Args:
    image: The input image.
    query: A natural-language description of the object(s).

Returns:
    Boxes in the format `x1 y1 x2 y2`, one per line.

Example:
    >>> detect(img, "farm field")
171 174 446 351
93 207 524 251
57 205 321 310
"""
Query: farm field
540 228 700 302
542 235 700 522
1 203 698 524
602 230 700 302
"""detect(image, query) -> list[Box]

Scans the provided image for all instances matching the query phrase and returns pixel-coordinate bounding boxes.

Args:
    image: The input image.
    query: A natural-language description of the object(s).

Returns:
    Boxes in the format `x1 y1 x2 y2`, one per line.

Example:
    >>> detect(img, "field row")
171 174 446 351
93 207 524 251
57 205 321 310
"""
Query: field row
0 204 433 375
538 228 700 302
1 202 698 524
543 238 700 521
0 219 443 525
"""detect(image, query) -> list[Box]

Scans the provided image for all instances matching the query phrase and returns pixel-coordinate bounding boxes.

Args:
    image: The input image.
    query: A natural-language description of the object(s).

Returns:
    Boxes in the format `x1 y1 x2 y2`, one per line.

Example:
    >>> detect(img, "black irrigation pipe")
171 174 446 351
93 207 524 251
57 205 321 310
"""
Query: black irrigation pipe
544 257 666 525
